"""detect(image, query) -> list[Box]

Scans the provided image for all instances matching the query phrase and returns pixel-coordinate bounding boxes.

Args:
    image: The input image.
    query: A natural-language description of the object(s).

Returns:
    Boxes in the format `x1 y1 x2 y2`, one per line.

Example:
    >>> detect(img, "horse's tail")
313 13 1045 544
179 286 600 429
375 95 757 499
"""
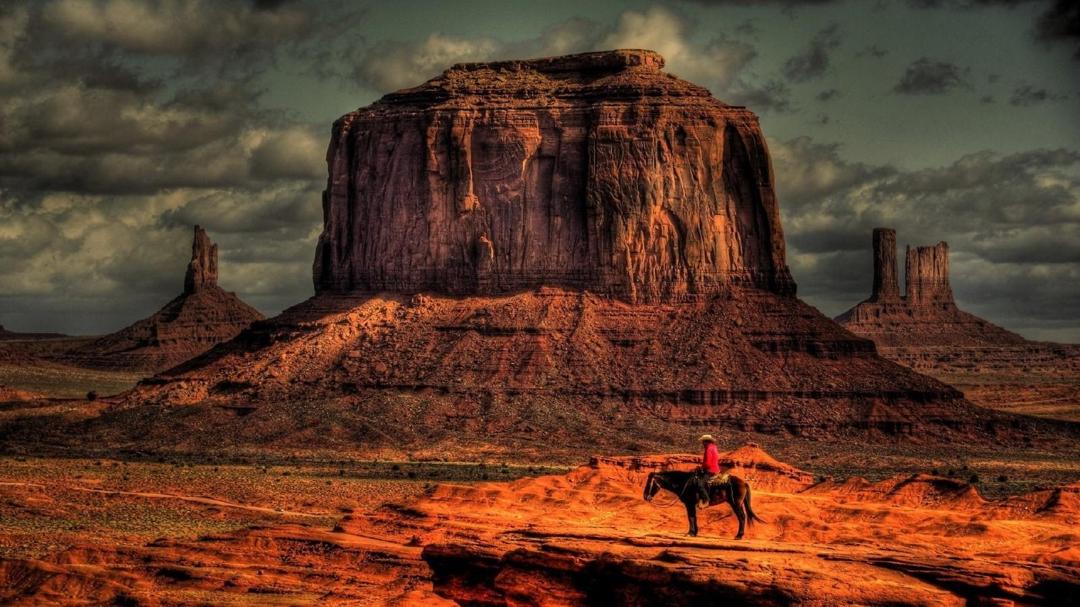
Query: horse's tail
745 484 768 525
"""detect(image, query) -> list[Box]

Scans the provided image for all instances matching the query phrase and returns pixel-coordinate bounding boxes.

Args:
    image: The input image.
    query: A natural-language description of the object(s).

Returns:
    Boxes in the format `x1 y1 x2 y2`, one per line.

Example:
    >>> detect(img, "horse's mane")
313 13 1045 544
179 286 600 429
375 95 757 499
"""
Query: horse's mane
654 469 695 480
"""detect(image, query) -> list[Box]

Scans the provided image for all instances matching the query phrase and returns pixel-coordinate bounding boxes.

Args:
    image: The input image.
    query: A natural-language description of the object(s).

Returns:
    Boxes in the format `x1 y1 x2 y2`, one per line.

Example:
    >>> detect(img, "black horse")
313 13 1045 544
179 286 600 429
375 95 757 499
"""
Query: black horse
642 470 765 538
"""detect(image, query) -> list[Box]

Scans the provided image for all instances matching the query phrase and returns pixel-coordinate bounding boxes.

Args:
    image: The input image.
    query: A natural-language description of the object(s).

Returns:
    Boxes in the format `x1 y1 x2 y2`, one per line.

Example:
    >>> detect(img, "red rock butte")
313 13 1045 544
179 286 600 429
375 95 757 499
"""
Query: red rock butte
111 50 1075 449
63 226 264 373
314 49 794 303
837 227 1080 419
837 227 1038 349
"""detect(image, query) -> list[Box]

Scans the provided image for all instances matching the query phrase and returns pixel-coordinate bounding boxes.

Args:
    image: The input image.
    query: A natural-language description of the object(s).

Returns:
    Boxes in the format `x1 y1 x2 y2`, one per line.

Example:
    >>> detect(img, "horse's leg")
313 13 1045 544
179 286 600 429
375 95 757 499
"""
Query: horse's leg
685 501 698 536
729 492 746 539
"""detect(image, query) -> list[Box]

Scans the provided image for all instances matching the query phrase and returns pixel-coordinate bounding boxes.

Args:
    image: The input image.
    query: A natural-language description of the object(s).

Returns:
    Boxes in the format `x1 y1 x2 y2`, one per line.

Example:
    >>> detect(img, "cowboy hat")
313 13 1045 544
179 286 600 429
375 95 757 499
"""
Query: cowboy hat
698 434 715 443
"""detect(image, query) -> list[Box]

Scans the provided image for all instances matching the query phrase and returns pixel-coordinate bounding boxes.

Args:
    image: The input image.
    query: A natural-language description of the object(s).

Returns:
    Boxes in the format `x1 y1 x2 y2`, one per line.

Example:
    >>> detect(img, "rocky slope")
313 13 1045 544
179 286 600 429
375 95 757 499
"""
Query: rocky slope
119 287 1034 448
3 446 1076 605
837 228 1080 421
61 226 264 373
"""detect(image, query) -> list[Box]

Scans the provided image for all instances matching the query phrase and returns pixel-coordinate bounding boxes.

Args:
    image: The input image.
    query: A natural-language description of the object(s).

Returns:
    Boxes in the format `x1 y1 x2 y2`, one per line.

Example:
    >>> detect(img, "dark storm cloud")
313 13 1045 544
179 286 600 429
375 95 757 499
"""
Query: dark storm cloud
1009 83 1070 105
855 45 888 59
0 0 335 332
906 0 1080 60
773 136 1080 330
816 88 841 101
1034 0 1080 58
726 79 793 112
892 58 971 94
342 5 785 116
680 0 838 5
36 0 312 58
781 23 841 83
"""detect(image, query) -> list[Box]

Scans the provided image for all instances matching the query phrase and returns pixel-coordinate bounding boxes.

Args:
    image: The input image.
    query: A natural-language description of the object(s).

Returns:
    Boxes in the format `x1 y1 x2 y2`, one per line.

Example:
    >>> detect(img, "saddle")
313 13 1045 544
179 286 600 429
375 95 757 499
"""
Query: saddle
699 472 731 507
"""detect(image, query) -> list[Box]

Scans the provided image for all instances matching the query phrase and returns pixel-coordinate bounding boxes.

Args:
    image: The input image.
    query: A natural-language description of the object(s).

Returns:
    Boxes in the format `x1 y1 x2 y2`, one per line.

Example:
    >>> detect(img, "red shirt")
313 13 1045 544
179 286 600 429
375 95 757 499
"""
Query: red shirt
702 443 720 474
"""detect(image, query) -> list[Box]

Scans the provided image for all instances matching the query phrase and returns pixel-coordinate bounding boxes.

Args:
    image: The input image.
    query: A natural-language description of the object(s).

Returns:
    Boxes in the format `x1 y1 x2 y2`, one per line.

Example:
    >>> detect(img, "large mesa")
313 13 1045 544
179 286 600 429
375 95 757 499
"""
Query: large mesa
105 50 1067 449
313 49 794 303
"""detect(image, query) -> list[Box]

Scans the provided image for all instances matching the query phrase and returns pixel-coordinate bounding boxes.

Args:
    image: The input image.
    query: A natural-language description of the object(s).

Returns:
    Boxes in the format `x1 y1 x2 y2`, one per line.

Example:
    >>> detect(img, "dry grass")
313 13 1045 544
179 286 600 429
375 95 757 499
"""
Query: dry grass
0 455 566 561
0 364 143 398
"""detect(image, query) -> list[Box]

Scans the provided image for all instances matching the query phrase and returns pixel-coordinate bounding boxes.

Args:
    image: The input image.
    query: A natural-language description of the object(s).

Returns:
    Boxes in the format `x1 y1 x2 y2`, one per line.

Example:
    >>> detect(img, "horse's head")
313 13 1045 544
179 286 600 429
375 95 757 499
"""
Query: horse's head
643 472 660 501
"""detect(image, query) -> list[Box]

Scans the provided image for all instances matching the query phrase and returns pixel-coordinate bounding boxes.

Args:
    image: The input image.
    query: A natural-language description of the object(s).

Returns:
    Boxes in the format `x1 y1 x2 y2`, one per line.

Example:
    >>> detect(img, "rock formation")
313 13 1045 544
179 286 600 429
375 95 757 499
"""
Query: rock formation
905 241 952 305
870 228 900 302
115 50 1074 446
314 49 795 303
837 228 1080 420
836 229 1022 347
63 226 263 373
183 226 218 294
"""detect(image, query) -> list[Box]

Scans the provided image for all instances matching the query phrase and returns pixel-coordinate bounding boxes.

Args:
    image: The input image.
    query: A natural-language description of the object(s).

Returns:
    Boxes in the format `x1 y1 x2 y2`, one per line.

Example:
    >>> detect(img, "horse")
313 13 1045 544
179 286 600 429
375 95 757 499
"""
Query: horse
642 470 766 538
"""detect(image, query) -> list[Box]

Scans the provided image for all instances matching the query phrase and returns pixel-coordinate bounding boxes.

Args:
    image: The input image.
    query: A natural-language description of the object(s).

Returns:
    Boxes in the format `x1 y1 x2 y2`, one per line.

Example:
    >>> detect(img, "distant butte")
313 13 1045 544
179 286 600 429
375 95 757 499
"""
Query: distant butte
837 227 1080 420
62 226 263 372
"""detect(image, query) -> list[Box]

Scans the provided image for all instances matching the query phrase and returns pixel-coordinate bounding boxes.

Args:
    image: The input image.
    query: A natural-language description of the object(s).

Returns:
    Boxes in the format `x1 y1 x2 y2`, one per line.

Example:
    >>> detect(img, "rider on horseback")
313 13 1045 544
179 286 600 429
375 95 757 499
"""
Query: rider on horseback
697 434 728 507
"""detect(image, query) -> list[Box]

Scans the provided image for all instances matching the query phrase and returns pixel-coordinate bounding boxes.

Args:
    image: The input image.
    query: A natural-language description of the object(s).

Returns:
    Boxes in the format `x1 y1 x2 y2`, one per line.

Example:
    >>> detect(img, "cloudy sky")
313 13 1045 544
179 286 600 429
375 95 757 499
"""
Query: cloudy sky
1 0 1077 340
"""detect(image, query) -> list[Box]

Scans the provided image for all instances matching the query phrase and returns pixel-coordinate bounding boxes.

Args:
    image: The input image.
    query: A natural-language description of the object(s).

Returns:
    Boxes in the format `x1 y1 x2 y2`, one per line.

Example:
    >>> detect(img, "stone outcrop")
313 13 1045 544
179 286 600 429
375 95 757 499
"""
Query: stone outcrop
63 226 263 373
183 226 218 294
416 447 1080 605
837 228 1080 421
905 241 952 306
870 228 900 302
836 229 1021 347
412 449 1080 605
313 49 795 303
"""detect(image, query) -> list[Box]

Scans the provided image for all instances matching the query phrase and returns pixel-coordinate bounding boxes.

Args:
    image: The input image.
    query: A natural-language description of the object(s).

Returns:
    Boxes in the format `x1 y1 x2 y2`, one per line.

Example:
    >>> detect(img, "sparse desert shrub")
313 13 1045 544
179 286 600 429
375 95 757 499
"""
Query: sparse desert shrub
86 391 97 401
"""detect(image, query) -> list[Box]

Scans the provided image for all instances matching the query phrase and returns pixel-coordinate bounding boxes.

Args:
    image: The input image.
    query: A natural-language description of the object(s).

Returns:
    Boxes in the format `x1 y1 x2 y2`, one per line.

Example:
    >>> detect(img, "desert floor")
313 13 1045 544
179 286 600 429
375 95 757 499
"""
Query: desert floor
2 438 1078 605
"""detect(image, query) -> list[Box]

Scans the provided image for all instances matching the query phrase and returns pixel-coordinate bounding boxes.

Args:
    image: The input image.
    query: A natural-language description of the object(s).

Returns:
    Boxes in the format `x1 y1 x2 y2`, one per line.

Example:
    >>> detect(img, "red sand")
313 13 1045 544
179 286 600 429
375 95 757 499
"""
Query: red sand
2 445 1076 605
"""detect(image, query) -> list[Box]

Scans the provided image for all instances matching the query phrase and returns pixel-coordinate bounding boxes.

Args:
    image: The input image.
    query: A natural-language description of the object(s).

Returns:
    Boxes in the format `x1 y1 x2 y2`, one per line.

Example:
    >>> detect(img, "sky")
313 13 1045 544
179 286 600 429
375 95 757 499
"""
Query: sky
0 0 1078 340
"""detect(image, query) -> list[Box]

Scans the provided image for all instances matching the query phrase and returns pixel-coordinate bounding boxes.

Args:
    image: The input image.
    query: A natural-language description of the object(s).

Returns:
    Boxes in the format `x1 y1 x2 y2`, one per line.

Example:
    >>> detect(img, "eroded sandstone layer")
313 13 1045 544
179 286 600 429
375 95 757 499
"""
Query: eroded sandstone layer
63 226 264 373
837 228 1080 420
314 49 794 303
4 446 1075 605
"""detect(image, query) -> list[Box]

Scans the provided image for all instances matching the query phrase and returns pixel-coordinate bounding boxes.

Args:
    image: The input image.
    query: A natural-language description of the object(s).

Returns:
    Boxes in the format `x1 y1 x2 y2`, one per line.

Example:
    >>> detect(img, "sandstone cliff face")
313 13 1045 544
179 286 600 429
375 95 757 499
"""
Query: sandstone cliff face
313 49 794 303
870 228 901 302
905 241 952 306
64 227 263 372
183 225 218 294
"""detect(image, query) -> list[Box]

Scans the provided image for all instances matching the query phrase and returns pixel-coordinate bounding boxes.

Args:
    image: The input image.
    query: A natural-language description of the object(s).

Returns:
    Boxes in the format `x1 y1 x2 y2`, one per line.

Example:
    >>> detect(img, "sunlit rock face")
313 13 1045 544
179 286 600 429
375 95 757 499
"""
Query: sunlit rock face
313 49 795 303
